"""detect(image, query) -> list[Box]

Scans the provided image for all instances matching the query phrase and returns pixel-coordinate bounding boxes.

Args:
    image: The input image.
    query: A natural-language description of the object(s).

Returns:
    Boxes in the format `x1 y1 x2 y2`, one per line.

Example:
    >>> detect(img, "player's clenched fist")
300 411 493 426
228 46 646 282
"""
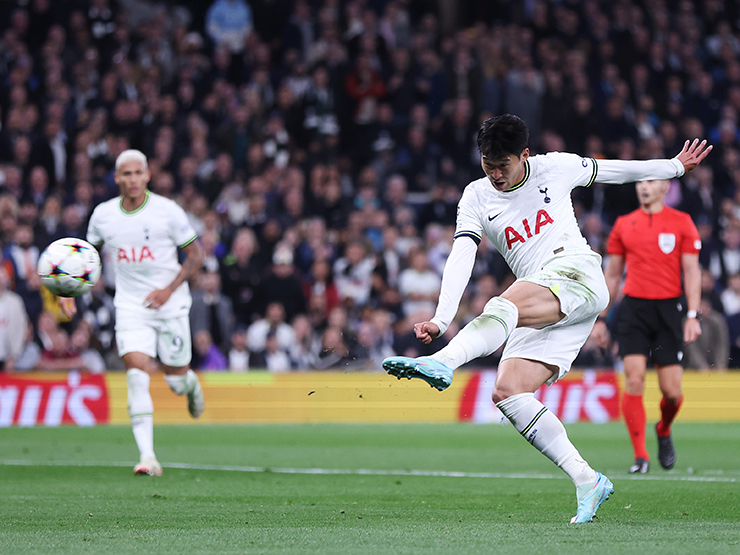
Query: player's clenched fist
414 321 440 344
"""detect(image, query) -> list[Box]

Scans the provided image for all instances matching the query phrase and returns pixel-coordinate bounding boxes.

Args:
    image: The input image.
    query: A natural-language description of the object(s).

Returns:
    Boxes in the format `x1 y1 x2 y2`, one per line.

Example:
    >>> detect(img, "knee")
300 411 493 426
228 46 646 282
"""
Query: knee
624 373 645 393
492 384 515 405
662 392 682 405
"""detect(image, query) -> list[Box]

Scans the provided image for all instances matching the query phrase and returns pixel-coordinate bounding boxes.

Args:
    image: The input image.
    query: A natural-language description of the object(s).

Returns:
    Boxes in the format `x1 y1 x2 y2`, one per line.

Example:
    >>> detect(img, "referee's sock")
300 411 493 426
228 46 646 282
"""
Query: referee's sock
622 393 649 461
656 395 683 438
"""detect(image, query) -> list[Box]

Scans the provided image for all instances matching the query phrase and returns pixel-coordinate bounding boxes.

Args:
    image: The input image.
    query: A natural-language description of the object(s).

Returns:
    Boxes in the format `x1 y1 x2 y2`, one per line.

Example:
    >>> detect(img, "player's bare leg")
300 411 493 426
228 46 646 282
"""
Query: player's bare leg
655 364 683 469
163 364 205 418
493 358 612 523
123 352 161 476
623 354 650 473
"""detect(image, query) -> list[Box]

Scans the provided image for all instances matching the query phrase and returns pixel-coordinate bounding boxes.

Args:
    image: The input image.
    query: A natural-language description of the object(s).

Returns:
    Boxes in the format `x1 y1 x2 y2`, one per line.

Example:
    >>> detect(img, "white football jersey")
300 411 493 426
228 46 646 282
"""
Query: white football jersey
87 191 198 317
455 152 598 278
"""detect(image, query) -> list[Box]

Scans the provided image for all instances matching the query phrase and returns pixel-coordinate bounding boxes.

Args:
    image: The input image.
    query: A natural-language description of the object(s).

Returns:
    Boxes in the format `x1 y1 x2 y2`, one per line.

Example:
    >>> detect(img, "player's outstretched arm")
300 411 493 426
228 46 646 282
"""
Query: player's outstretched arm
145 239 205 309
674 139 713 173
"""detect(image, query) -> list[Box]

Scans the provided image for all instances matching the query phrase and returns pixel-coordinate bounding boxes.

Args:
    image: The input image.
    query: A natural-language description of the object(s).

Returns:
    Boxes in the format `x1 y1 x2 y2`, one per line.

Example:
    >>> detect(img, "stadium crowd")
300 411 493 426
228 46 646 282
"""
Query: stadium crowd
1 0 740 372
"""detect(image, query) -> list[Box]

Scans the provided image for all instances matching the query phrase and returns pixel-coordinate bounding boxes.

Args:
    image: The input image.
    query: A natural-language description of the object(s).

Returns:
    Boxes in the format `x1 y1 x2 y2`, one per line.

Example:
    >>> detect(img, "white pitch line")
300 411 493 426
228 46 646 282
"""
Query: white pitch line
1 459 738 483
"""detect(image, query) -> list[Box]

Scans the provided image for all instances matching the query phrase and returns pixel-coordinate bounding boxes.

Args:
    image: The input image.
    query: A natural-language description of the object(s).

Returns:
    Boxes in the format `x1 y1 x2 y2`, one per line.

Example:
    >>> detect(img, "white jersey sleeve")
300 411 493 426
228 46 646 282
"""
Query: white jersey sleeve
86 209 104 247
594 157 684 184
429 235 478 336
168 201 198 248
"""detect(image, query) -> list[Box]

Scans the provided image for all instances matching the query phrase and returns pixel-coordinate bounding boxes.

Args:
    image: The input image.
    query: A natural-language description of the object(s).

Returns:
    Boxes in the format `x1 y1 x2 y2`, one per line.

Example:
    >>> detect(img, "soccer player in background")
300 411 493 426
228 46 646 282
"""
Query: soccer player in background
604 179 702 474
61 149 206 476
383 114 711 523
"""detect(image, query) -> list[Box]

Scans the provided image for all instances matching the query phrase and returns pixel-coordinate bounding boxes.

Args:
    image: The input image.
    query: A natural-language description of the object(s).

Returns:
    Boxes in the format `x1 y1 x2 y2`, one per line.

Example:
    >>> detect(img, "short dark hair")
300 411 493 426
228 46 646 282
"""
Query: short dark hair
477 114 529 160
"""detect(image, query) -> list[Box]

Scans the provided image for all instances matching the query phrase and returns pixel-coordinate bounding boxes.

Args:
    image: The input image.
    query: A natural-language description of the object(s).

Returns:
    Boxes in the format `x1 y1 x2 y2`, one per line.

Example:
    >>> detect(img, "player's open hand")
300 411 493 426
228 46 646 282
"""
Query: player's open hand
414 321 440 345
144 288 171 309
675 139 713 173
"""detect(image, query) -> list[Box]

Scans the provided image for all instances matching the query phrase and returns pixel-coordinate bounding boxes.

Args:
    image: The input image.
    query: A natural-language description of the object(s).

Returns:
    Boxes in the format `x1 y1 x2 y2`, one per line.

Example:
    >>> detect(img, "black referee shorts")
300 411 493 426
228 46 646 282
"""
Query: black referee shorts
615 296 685 366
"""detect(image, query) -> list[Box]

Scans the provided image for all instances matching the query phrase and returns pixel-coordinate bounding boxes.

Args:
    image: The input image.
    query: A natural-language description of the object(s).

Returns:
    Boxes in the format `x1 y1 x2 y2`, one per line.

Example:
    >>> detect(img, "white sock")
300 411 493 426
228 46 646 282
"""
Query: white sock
127 368 155 460
164 369 197 395
434 297 518 370
496 392 597 487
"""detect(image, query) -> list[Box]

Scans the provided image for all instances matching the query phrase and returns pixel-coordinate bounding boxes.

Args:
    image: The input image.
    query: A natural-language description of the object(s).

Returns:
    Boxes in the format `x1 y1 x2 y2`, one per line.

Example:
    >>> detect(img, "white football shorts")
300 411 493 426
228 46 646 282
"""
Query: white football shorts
501 251 610 384
115 311 192 368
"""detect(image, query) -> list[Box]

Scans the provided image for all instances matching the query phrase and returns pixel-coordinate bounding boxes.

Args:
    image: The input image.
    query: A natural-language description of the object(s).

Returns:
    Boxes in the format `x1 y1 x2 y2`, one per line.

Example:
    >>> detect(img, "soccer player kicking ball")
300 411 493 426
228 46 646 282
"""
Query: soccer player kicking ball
383 114 711 523
604 179 702 474
61 149 206 477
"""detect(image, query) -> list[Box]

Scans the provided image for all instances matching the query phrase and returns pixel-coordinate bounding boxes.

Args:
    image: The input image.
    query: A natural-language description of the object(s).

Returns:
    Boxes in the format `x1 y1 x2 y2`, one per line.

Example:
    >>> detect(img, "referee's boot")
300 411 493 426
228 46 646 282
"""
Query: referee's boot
628 457 649 474
656 424 676 469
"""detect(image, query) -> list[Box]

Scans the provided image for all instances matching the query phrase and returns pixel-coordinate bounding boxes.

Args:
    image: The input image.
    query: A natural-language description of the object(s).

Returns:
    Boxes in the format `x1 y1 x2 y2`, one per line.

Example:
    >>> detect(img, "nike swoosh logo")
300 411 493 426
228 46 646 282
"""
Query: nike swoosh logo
488 213 502 221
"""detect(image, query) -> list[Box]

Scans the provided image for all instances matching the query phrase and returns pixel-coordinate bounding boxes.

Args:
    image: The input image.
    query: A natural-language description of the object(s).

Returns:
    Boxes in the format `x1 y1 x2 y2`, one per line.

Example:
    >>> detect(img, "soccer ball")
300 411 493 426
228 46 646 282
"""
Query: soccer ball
37 237 102 297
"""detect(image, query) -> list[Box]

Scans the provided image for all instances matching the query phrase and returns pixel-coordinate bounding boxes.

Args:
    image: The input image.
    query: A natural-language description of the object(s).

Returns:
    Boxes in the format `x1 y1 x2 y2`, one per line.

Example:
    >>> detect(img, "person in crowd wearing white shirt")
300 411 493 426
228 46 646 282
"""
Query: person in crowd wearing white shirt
398 246 441 317
383 114 712 524
0 264 29 372
61 149 205 477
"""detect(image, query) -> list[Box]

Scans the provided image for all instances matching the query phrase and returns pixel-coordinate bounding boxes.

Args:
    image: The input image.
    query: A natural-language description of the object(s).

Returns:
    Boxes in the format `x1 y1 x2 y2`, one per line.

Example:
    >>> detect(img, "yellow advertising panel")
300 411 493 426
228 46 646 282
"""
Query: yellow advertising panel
104 370 740 425
2 370 739 426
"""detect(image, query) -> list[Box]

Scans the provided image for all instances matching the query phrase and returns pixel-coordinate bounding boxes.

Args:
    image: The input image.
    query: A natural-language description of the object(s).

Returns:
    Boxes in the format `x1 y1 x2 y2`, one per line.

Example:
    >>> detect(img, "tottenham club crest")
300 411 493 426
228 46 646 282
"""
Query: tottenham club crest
538 186 551 203
659 233 676 254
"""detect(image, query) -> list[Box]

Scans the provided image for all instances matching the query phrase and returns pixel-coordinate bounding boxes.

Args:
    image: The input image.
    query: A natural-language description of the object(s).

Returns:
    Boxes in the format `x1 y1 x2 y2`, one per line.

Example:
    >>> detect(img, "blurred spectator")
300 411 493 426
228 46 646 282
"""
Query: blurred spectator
75 278 118 367
720 272 740 316
258 243 307 321
193 329 228 370
683 296 730 371
69 320 106 374
219 227 263 325
333 239 375 308
314 325 355 369
303 257 340 316
397 246 441 317
226 325 250 371
36 327 87 371
572 320 617 369
247 301 295 354
261 330 292 372
3 223 43 328
191 269 236 353
0 264 29 372
289 313 318 369
206 0 253 54
709 222 740 287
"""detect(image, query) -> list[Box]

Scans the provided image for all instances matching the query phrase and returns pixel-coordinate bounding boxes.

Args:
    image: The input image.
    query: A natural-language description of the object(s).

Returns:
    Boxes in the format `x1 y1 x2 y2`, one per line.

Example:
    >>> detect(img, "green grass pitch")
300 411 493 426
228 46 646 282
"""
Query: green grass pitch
1 422 739 554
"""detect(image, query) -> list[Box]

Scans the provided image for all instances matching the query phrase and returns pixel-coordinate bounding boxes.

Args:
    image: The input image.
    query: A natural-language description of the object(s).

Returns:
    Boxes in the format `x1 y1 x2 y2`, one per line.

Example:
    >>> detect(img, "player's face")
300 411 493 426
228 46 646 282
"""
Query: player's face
115 160 151 203
481 149 529 191
636 179 668 207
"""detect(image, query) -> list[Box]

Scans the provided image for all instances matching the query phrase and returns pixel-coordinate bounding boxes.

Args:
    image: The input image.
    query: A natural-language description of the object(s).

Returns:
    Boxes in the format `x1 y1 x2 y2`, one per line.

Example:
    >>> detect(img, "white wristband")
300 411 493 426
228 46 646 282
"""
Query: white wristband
686 310 698 319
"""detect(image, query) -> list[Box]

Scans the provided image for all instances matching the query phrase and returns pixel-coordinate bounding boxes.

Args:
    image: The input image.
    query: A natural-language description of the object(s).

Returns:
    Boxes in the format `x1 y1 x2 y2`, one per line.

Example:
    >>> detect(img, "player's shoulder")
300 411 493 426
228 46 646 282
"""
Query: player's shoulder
147 192 180 209
461 176 490 198
147 192 188 216
90 196 121 217
531 151 587 168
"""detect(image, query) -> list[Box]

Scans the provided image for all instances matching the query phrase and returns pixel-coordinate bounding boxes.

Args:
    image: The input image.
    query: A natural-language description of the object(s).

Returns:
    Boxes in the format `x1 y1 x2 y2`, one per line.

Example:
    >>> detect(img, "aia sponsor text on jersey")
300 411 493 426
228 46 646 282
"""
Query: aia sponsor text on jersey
117 246 155 263
503 209 554 249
